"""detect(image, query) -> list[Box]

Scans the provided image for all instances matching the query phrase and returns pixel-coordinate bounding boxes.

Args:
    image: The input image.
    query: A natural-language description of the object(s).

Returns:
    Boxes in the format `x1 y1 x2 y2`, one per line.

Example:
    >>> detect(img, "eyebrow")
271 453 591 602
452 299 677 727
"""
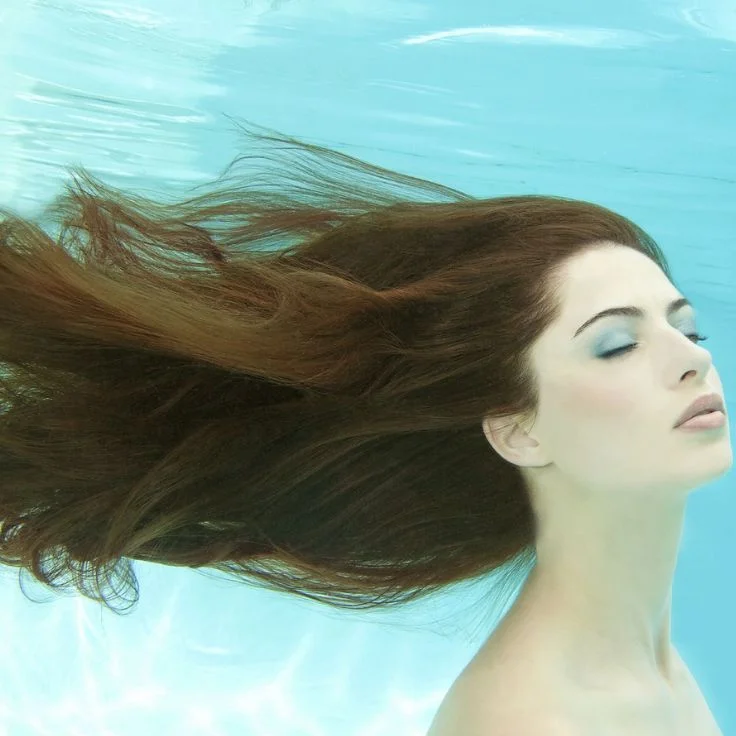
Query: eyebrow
573 297 692 339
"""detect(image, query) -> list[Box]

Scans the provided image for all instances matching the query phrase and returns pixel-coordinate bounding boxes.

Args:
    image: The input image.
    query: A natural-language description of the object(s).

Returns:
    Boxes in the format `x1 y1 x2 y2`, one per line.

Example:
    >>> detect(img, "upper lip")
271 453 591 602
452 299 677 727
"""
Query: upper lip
674 392 726 428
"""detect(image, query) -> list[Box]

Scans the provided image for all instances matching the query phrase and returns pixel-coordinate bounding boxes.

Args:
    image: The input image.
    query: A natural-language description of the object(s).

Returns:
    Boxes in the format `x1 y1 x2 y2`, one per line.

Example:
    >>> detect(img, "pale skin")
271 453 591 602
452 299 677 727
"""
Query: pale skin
428 243 730 734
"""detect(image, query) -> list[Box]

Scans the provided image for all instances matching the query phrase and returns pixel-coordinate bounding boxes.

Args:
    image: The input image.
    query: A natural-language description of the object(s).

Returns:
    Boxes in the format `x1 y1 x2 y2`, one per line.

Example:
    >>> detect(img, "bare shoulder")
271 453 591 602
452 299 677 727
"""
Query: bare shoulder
426 645 722 736
426 666 579 736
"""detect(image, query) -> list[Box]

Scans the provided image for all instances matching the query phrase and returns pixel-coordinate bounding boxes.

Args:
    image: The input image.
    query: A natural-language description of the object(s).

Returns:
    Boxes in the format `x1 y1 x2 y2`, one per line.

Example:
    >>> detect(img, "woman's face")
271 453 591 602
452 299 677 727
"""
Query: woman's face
490 243 731 502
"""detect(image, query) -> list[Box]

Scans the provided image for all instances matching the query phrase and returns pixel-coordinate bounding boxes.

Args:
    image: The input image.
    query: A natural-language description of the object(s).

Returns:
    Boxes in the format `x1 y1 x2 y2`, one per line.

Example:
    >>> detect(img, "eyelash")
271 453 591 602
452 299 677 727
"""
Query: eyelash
600 334 709 360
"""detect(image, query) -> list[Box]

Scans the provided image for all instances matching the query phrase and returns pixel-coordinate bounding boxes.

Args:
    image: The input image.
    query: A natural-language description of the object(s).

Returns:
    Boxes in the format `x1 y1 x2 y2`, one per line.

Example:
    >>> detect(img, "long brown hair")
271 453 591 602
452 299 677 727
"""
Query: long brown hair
0 119 675 616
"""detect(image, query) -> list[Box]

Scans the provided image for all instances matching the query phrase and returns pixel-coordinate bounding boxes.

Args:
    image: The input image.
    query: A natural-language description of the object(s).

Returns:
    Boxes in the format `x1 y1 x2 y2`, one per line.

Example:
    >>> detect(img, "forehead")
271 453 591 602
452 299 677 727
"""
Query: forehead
552 245 674 317
559 244 665 294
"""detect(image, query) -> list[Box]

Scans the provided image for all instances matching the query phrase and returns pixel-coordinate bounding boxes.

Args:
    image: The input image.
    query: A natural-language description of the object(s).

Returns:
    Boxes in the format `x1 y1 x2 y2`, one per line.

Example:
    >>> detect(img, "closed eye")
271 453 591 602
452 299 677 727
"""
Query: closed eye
599 334 709 360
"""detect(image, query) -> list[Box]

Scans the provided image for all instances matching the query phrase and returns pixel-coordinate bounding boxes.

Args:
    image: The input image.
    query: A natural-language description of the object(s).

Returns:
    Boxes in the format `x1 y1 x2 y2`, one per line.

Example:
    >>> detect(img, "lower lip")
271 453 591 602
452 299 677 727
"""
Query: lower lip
676 411 726 430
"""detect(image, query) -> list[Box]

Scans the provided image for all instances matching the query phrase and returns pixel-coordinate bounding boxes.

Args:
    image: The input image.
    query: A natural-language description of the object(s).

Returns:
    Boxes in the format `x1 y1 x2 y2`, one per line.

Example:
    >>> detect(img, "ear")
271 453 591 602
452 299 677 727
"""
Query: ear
481 413 548 469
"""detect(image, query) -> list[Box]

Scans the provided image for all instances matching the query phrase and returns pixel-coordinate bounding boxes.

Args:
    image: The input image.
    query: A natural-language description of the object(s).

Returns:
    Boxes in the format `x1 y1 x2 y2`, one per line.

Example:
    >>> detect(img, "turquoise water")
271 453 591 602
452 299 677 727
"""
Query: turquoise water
1 1 734 734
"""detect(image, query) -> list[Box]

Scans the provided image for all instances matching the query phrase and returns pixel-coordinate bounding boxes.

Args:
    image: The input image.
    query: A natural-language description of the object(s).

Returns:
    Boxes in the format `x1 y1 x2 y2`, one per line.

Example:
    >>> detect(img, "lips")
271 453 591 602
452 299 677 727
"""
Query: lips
674 392 726 428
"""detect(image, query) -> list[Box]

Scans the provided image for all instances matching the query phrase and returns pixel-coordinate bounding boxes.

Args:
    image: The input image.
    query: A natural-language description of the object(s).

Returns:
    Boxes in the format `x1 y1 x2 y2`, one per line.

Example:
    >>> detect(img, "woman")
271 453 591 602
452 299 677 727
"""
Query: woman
0 120 727 733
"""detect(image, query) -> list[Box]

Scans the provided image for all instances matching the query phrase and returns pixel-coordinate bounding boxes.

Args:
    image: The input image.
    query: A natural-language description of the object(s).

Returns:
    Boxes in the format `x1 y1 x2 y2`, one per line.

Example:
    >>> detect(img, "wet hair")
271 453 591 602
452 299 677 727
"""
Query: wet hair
0 119 675 617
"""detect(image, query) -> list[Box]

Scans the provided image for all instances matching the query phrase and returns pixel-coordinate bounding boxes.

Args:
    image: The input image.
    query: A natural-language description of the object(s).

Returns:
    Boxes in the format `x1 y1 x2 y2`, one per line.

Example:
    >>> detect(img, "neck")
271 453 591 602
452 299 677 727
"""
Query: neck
513 492 686 692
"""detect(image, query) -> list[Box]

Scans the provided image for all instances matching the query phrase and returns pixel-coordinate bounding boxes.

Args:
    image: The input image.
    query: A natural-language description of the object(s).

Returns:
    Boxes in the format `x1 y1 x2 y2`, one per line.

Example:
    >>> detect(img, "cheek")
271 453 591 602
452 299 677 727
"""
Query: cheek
543 380 651 487
560 380 640 425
